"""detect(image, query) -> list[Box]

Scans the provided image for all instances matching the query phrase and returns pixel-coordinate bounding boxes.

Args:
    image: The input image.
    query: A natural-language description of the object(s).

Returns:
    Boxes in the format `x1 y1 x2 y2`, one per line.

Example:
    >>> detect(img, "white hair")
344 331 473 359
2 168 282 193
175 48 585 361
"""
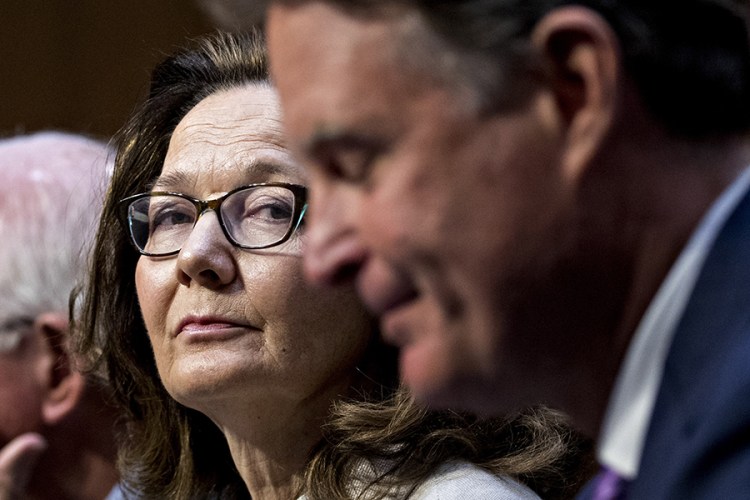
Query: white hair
0 132 113 351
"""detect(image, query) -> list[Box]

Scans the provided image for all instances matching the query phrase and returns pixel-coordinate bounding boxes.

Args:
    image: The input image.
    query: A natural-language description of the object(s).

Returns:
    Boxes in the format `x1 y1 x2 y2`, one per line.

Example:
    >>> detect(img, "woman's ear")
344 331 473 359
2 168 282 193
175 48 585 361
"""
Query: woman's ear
531 6 622 180
35 312 86 426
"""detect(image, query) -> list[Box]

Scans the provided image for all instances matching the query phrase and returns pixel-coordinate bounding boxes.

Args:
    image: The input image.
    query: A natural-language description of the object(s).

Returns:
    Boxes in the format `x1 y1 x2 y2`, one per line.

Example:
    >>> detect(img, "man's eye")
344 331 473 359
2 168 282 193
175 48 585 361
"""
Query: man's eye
324 148 380 183
310 135 387 184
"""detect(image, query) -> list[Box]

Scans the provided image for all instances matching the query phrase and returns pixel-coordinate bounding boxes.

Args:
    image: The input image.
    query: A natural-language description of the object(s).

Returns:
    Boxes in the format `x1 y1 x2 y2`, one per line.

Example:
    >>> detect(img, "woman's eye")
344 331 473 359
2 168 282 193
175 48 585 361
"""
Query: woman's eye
244 198 293 223
150 203 195 229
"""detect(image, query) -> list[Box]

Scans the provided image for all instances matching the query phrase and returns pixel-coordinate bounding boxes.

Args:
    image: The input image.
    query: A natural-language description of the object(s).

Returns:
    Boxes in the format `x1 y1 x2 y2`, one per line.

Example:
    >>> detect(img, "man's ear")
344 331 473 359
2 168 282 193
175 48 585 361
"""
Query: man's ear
35 312 86 426
532 6 622 180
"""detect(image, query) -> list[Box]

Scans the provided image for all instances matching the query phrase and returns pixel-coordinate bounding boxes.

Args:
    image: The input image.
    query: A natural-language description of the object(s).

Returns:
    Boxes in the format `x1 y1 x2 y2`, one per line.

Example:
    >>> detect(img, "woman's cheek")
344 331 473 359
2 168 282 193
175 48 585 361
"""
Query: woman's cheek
135 257 173 338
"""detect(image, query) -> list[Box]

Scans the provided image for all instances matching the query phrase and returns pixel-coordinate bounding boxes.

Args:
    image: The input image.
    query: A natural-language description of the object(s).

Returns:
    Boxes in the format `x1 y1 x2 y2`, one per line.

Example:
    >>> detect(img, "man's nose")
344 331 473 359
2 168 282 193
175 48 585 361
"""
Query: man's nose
302 188 367 286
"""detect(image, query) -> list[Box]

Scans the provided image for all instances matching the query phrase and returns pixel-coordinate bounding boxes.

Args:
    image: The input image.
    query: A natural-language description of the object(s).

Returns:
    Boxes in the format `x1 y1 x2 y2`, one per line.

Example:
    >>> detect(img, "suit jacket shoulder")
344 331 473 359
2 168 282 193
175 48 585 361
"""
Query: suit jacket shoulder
633 188 750 498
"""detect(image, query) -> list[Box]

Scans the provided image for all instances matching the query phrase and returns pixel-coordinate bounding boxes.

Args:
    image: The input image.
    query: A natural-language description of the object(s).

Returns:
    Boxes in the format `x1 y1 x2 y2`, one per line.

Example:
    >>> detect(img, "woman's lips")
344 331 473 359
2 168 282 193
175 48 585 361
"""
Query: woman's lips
174 316 257 339
181 322 237 333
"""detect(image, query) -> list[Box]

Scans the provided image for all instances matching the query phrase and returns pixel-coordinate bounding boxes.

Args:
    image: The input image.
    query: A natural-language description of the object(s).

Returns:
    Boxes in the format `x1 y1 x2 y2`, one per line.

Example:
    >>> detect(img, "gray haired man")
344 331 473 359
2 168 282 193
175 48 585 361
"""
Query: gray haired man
0 132 119 500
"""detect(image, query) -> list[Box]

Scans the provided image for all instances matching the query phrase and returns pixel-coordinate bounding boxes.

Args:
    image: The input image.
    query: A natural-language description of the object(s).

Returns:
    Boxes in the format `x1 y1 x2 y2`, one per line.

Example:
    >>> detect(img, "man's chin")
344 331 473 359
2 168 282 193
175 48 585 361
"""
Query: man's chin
398 337 500 414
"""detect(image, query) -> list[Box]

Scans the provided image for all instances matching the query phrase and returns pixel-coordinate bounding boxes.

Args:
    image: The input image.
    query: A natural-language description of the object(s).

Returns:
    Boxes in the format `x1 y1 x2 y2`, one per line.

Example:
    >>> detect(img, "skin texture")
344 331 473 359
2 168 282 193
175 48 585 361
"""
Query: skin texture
0 328 50 450
134 83 373 499
0 433 47 500
0 326 51 499
267 1 750 434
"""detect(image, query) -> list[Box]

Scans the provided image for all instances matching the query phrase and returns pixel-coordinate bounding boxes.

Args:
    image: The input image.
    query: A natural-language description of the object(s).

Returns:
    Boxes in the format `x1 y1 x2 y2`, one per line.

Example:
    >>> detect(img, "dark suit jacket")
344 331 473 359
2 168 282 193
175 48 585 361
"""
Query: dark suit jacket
626 187 750 498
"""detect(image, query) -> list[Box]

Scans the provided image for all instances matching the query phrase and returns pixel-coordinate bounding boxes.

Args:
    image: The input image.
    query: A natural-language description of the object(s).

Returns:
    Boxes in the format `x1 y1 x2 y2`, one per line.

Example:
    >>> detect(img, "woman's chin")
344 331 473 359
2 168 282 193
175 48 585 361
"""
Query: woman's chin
161 356 267 408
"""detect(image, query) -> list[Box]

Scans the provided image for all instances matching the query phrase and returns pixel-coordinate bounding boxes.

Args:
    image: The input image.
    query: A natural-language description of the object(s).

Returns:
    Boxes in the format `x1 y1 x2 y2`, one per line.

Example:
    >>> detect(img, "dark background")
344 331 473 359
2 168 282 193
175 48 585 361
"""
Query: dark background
0 1 217 141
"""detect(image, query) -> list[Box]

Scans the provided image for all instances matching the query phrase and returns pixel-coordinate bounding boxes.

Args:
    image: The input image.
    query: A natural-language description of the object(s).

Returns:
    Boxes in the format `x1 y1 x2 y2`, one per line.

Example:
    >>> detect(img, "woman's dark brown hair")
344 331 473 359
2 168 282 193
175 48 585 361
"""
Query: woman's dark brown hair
74 30 594 499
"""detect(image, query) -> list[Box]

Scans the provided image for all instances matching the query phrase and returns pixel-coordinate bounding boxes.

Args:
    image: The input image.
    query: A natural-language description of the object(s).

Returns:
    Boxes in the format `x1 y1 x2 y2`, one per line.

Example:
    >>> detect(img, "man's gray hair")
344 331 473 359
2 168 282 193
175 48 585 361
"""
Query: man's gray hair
0 132 112 351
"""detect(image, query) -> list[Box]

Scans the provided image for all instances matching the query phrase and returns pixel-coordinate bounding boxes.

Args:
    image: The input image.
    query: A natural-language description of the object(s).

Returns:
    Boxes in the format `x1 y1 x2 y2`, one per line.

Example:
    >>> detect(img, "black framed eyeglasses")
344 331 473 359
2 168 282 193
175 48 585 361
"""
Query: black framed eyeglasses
118 182 307 257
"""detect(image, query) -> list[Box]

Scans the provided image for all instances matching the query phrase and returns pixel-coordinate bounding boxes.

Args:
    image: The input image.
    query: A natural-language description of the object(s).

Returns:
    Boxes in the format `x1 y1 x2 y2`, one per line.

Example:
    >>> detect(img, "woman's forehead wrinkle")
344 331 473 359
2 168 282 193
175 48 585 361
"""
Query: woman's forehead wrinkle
177 114 284 145
159 145 300 194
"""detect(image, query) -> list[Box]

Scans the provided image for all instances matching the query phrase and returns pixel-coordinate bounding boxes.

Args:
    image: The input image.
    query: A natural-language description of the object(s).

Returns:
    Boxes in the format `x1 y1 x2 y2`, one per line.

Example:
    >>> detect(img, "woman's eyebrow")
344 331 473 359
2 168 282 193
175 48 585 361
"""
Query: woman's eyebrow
240 160 293 180
149 170 193 192
147 161 300 193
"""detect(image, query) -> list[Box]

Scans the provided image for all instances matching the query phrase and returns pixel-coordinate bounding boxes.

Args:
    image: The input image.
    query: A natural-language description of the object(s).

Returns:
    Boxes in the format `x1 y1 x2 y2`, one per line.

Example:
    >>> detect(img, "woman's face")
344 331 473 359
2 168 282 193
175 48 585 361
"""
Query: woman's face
135 84 373 415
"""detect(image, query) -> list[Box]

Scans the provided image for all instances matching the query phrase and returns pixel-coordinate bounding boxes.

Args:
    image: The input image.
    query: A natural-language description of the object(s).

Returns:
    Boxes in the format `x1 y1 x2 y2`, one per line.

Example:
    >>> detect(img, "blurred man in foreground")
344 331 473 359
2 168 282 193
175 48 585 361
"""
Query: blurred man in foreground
0 132 119 499
266 1 750 496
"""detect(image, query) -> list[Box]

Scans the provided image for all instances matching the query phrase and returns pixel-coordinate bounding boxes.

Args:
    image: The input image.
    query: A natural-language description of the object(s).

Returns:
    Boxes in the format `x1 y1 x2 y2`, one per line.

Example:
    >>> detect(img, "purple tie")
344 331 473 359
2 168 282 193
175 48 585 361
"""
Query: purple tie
592 466 629 500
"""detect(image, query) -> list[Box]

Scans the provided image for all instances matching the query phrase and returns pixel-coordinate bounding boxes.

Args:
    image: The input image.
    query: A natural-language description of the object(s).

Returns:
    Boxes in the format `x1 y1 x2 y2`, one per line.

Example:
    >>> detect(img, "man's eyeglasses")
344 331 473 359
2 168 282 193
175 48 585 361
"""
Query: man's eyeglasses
118 183 307 257
0 316 34 352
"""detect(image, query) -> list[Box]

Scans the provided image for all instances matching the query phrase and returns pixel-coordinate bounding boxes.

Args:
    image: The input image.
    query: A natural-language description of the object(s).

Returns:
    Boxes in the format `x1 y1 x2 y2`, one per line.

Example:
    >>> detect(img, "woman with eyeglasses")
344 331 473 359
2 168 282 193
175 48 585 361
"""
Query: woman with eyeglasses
74 31 594 499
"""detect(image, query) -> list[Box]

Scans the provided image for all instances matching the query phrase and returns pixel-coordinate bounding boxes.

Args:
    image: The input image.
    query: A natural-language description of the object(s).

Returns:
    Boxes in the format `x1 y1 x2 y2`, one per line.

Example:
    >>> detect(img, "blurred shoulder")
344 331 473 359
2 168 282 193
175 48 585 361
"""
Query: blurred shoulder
410 460 540 500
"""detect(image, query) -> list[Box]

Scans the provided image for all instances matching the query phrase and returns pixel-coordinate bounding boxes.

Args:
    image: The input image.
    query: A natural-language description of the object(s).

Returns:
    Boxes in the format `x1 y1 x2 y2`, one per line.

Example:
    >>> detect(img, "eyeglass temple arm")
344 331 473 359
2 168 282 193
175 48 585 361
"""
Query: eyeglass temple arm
294 203 308 232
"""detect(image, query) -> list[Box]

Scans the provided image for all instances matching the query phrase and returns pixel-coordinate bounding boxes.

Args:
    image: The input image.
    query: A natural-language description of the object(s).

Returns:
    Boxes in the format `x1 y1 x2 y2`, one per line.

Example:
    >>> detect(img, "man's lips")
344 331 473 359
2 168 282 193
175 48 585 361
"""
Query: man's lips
355 264 419 348
378 303 416 348
356 273 418 318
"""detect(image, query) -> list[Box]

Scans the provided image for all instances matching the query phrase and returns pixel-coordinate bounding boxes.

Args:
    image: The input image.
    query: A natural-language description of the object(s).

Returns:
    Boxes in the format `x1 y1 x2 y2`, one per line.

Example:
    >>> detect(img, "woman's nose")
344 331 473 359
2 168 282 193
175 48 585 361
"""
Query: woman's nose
176 211 237 288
